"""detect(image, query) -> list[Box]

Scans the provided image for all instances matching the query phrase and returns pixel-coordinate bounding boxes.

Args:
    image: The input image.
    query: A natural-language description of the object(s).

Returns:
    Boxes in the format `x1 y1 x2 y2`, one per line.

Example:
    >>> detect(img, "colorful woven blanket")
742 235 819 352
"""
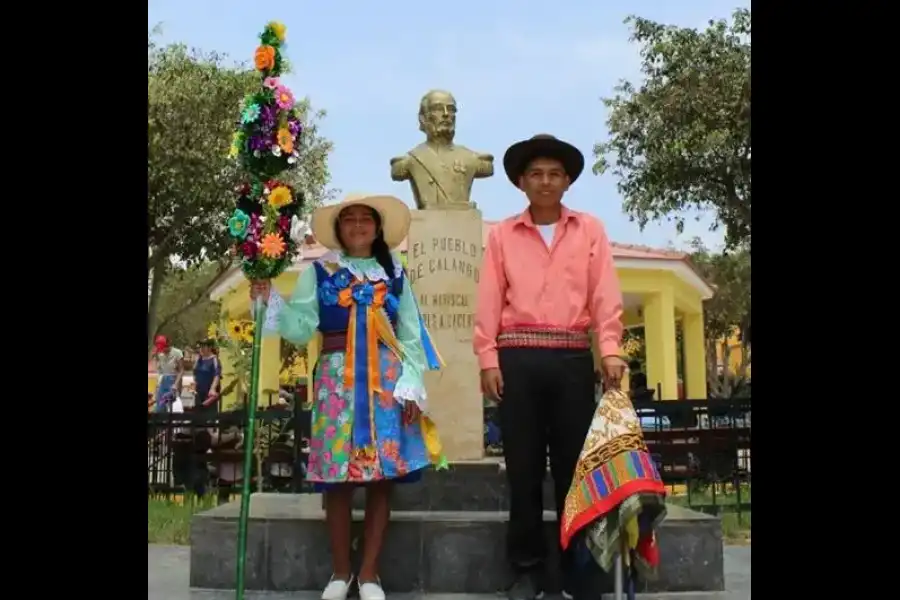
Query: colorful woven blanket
560 388 667 579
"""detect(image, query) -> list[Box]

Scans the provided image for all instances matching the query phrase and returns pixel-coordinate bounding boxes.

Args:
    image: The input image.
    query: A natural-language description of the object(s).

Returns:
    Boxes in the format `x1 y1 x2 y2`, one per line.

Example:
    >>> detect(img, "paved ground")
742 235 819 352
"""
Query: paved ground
149 545 750 600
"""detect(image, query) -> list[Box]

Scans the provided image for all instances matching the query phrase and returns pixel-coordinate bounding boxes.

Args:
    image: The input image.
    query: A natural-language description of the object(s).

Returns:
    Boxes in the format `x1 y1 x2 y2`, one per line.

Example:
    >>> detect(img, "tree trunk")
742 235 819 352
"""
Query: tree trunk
147 259 167 352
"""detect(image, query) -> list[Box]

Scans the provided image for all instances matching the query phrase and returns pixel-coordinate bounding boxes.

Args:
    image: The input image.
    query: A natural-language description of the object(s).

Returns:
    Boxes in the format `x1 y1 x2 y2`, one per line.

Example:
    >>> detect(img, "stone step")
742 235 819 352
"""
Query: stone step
344 459 556 512
190 494 724 594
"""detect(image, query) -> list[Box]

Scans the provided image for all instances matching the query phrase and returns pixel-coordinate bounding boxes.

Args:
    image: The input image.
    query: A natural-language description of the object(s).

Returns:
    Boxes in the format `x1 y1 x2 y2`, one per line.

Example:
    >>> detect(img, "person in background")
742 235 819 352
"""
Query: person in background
474 134 626 600
193 338 222 416
152 335 184 412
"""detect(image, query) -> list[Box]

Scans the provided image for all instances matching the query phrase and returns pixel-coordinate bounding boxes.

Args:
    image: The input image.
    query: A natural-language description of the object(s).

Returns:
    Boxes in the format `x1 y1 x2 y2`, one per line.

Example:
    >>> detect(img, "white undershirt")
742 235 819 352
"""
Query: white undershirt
537 223 556 248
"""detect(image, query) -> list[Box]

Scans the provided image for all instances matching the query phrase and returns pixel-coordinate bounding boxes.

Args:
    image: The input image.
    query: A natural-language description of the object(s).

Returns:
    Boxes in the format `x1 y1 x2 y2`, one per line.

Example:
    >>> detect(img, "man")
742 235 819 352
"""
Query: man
473 134 626 600
390 89 494 210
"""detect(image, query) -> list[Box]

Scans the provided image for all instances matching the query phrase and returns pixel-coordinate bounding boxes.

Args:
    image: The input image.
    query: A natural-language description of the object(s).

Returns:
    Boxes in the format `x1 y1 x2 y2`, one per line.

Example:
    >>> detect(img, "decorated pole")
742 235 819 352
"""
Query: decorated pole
224 20 308 600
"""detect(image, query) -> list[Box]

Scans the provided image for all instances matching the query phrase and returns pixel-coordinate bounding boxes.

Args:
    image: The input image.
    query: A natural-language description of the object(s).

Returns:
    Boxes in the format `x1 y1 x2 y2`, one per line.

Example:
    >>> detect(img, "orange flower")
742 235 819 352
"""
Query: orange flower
254 45 275 71
259 233 286 258
277 127 294 154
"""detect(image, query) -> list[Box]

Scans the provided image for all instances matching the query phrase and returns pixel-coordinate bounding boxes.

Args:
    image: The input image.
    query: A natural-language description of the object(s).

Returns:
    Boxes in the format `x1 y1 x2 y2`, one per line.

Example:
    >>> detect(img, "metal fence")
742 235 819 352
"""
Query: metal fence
485 396 751 519
148 395 750 521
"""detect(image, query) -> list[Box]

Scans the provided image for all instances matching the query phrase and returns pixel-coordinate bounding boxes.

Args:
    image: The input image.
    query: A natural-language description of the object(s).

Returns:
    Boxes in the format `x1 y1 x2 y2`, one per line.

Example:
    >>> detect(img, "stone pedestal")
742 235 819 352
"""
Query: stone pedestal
406 209 484 461
190 493 725 593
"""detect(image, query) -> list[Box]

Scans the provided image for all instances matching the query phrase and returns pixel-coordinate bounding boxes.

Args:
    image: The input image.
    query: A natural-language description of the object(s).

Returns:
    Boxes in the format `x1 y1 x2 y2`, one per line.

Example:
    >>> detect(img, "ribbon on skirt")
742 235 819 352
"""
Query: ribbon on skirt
337 280 388 451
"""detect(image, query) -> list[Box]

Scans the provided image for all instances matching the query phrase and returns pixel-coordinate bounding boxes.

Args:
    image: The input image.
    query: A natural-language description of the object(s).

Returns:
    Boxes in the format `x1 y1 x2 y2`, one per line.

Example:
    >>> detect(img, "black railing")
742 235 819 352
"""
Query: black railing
148 396 750 522
485 396 751 520
147 403 312 503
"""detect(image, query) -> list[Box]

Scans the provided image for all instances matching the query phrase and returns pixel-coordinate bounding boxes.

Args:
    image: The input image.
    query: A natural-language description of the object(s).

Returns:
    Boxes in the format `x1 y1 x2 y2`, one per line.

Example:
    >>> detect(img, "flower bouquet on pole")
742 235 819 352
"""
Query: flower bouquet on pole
225 20 309 600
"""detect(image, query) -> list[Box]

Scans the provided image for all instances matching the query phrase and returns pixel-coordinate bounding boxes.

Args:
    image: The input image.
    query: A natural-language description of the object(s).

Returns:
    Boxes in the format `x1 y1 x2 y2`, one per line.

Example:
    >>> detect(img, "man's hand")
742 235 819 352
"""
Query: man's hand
480 368 504 402
600 356 627 390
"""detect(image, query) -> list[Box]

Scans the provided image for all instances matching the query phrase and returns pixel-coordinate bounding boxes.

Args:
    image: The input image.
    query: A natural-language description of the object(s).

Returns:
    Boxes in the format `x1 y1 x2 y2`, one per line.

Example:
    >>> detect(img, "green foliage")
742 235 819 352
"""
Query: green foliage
689 238 750 392
594 9 751 250
154 263 224 350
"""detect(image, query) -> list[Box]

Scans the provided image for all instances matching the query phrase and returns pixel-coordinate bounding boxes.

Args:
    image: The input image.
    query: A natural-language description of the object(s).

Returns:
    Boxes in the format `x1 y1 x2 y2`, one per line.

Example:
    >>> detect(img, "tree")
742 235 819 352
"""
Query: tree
153 263 224 350
689 239 750 395
594 9 751 250
148 28 333 350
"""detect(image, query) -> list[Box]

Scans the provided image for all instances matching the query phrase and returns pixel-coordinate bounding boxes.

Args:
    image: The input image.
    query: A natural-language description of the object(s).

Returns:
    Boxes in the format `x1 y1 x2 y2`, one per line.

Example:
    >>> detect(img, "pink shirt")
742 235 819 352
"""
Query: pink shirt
473 206 624 370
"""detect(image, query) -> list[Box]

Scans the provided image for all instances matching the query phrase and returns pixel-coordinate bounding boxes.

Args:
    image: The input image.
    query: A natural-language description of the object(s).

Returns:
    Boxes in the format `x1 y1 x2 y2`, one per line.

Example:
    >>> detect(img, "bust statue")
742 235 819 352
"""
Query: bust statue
390 90 494 210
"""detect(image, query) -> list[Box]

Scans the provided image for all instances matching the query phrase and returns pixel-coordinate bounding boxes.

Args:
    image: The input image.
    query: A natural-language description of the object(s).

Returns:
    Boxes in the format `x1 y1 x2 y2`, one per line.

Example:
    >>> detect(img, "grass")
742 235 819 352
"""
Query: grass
148 486 751 546
667 484 751 544
148 495 218 545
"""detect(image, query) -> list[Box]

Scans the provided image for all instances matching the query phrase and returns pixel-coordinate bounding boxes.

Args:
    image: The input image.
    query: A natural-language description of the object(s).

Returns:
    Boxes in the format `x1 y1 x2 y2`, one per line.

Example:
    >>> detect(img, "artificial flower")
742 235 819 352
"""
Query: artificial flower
240 240 257 258
289 216 311 244
254 45 276 71
227 320 244 341
318 281 339 306
260 233 286 258
263 77 280 89
277 127 294 154
268 21 287 42
278 215 291 231
274 85 294 110
333 270 352 290
228 209 251 239
268 185 293 208
241 104 260 124
271 145 282 157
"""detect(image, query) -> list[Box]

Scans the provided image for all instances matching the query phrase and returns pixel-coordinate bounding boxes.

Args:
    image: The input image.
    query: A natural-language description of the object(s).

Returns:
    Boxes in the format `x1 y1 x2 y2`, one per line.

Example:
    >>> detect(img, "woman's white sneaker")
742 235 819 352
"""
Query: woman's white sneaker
358 578 386 600
321 574 354 600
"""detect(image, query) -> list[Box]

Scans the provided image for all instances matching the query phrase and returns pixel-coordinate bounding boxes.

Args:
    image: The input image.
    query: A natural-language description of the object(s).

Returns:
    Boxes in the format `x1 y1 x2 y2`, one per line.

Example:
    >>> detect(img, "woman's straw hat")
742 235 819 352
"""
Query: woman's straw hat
311 192 411 251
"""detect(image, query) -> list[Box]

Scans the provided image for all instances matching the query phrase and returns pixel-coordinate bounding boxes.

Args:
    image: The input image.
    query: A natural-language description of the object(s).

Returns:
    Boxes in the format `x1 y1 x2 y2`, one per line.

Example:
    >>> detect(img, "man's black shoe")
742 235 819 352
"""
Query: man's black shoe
507 572 545 600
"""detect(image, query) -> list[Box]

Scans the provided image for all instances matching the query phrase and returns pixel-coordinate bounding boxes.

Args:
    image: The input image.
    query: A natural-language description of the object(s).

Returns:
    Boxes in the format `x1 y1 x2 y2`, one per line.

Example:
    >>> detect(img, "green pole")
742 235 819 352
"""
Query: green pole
235 295 266 600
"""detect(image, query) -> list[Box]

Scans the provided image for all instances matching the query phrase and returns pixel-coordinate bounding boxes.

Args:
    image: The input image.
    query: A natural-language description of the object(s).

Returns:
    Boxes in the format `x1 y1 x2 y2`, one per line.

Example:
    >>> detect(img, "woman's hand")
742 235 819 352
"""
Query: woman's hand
250 280 272 304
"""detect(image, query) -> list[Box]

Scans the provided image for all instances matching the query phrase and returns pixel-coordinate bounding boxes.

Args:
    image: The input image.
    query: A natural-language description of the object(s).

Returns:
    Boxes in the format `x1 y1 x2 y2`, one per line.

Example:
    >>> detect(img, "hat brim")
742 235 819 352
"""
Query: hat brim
503 137 585 187
311 194 411 251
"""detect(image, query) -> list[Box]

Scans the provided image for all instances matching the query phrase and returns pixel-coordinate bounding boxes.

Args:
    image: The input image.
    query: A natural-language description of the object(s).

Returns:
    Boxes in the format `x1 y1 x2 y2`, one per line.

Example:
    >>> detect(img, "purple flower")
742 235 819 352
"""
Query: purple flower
261 105 276 127
288 119 302 136
249 135 269 151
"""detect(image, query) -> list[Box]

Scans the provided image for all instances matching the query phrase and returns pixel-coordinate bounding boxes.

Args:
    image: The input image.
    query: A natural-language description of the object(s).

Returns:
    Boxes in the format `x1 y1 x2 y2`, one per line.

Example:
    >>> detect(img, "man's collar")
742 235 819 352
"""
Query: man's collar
514 204 575 228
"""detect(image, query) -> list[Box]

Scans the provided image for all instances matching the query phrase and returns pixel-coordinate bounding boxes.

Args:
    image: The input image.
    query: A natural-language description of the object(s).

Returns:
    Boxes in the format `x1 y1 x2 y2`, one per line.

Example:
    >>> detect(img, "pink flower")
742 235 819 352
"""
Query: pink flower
327 405 340 420
263 77 280 89
323 451 333 463
274 85 295 110
325 426 336 439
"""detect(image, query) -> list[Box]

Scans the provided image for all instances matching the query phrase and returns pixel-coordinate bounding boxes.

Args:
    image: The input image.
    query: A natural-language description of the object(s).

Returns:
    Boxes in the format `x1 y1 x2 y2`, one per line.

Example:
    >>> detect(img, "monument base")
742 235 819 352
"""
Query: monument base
190 493 724 593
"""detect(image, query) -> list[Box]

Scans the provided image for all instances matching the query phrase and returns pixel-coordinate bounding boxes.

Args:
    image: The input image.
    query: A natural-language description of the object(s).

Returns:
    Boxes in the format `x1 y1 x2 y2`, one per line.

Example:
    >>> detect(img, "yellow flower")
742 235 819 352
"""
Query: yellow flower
268 185 293 208
268 21 287 42
241 321 255 343
207 323 218 339
227 320 244 341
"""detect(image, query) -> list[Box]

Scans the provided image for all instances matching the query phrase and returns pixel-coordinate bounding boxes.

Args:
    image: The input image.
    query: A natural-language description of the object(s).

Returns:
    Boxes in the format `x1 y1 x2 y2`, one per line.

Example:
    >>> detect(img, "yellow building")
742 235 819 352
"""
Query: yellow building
716 330 751 377
209 221 715 407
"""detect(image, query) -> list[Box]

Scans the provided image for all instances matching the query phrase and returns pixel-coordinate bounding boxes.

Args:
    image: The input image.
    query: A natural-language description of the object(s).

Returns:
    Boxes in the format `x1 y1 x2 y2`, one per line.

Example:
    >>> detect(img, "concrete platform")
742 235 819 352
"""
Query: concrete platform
347 460 556 512
190 494 723 594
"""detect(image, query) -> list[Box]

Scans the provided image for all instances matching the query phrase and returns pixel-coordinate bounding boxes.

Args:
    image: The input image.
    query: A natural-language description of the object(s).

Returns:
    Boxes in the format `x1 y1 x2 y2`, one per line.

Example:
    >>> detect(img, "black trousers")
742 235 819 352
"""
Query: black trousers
498 347 597 576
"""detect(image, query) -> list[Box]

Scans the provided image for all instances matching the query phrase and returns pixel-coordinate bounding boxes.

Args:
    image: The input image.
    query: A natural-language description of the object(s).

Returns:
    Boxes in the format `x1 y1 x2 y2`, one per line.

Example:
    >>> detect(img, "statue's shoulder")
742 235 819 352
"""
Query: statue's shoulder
455 144 494 162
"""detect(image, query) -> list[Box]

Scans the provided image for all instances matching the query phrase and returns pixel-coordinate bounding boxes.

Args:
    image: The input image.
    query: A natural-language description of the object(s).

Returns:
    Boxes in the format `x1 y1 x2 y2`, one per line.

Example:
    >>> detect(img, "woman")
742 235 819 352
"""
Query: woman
193 338 222 416
250 193 443 600
152 335 184 412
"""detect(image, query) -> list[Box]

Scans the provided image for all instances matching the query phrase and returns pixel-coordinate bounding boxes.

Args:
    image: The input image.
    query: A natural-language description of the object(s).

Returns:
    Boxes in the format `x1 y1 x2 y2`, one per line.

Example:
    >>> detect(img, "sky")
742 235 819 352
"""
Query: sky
149 0 747 251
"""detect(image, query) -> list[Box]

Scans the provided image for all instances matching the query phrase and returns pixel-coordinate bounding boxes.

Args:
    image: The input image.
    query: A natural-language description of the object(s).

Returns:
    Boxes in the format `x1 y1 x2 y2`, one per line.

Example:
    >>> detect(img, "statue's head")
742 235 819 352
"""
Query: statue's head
418 89 457 142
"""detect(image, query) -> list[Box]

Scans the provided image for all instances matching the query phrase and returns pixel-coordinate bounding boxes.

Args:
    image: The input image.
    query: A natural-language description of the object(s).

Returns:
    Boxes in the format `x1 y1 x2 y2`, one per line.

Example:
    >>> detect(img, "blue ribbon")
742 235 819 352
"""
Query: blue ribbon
351 283 374 449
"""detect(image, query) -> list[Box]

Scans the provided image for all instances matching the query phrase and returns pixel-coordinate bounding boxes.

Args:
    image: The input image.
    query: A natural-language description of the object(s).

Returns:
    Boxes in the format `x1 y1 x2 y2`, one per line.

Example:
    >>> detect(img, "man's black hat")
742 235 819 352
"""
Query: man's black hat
502 134 585 187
